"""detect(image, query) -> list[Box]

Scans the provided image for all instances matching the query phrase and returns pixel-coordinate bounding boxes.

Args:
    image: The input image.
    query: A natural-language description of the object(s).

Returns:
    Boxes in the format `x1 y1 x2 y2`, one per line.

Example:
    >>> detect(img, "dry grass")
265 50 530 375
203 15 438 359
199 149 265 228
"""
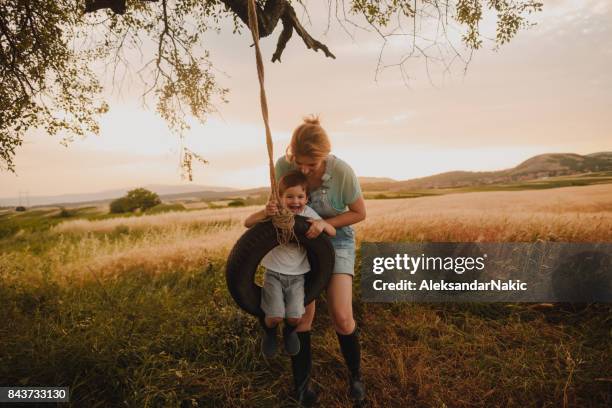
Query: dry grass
52 206 255 234
6 184 603 284
357 184 612 242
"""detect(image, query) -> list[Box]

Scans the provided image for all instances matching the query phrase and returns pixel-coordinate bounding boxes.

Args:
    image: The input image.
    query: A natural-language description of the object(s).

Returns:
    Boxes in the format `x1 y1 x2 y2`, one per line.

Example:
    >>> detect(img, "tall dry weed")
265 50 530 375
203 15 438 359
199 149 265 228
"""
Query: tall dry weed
15 184 611 283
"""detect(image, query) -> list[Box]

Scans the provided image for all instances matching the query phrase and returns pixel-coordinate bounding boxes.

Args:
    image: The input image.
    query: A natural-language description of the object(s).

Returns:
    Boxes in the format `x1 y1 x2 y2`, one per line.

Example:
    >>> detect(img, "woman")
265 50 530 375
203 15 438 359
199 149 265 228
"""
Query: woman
271 116 367 405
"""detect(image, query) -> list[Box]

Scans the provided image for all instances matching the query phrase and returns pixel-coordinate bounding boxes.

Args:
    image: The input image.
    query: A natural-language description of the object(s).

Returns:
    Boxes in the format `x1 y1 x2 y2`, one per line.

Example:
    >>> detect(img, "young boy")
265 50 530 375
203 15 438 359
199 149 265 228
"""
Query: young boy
244 170 336 358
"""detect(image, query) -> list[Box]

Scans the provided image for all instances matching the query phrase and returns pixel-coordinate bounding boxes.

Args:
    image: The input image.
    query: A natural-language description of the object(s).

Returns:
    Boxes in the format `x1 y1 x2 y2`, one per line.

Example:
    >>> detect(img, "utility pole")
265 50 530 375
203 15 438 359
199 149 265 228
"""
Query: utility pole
18 191 29 208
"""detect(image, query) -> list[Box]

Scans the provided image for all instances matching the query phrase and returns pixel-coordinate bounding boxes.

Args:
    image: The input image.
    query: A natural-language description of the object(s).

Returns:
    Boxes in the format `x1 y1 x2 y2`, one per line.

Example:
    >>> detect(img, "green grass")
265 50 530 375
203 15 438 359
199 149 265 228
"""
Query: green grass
363 191 439 200
145 203 187 215
0 209 65 239
0 225 610 407
364 172 612 199
0 262 283 407
459 172 612 192
0 259 610 407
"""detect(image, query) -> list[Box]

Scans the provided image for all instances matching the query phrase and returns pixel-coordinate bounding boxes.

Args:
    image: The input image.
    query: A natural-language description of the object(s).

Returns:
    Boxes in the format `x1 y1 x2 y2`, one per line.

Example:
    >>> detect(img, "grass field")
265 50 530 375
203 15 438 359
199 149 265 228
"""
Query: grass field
1 184 611 407
362 171 612 199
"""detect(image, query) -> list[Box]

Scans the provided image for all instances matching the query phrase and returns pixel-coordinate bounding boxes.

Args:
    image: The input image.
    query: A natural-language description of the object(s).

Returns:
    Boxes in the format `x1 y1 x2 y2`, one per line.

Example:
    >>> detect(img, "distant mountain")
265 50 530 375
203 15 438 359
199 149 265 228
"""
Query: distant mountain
358 177 397 184
360 152 612 191
0 184 235 207
143 184 235 196
159 187 269 202
3 152 610 208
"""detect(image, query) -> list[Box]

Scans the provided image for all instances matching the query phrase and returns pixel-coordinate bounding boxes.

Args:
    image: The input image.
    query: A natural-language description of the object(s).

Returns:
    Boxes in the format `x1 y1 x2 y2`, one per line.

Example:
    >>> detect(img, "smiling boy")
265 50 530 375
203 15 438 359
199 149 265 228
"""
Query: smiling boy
244 170 335 358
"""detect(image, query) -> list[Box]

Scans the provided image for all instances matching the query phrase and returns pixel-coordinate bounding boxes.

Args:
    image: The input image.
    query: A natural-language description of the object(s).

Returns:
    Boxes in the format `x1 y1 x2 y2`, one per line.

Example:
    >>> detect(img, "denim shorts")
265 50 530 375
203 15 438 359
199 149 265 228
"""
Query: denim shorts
333 246 356 276
261 269 305 319
331 226 356 276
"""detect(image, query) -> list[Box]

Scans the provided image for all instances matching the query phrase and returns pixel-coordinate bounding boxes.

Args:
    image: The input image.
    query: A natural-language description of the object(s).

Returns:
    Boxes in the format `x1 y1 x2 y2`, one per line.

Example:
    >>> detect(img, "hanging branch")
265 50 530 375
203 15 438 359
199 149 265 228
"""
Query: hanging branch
181 147 209 181
84 0 336 63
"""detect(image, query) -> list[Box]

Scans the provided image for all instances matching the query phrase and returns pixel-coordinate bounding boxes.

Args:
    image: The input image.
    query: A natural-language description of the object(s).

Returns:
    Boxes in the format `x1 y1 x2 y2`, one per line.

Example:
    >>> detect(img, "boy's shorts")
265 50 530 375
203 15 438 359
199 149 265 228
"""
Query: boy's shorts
261 269 306 319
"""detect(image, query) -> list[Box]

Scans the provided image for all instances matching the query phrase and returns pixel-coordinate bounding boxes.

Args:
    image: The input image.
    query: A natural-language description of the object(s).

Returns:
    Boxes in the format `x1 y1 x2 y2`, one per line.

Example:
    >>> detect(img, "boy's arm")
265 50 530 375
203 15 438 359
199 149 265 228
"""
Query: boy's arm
304 206 336 238
244 201 279 228
244 209 267 228
305 218 336 238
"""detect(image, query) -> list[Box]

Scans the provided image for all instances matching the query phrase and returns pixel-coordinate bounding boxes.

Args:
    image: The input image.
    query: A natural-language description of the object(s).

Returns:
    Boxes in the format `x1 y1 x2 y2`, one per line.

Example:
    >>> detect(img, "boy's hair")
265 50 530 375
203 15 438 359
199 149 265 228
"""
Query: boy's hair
278 170 308 195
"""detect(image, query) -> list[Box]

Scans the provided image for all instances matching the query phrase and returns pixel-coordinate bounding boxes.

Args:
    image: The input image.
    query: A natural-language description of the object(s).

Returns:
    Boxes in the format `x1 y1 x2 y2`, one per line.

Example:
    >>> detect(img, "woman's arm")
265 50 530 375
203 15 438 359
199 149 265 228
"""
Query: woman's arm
324 196 366 229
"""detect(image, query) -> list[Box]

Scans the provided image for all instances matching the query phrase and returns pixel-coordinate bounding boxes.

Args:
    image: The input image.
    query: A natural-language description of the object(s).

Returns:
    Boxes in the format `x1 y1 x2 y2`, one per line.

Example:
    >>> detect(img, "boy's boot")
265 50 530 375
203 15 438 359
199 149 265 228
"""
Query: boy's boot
337 327 366 402
282 321 301 356
259 316 278 358
290 331 318 407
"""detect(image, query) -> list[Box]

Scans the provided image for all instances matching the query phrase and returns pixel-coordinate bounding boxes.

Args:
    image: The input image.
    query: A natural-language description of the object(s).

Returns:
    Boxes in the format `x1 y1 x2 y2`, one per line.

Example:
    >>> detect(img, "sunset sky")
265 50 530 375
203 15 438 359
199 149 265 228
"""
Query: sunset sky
1 0 610 200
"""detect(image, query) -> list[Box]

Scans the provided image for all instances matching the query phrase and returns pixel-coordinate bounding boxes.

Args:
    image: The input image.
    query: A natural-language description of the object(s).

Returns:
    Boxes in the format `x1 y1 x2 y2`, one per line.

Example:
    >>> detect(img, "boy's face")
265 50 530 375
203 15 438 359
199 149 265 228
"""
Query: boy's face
281 185 307 214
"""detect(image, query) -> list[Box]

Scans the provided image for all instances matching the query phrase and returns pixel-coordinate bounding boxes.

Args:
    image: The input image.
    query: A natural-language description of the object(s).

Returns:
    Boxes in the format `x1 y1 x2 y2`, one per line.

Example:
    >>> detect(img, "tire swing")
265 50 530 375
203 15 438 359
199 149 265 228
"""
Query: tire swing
225 0 335 317
226 216 335 317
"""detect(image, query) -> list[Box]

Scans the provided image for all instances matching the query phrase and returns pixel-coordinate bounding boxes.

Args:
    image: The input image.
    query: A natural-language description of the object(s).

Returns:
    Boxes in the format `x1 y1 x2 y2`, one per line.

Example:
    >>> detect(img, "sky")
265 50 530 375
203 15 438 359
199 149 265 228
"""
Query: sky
1 0 611 199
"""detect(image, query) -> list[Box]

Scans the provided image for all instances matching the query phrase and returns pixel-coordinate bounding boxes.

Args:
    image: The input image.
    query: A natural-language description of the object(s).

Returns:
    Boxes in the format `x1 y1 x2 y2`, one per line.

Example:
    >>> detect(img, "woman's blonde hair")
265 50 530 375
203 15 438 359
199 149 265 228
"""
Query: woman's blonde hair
286 115 331 162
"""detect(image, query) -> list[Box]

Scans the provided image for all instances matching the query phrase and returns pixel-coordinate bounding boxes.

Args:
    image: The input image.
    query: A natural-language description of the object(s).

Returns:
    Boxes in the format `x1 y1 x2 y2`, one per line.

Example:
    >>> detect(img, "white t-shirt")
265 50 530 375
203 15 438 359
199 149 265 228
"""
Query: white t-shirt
261 205 322 276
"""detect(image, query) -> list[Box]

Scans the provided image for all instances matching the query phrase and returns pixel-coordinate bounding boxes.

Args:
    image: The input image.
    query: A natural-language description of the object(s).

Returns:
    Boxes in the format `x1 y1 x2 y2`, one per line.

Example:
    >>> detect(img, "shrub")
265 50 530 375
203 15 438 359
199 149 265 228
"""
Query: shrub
58 207 74 218
110 197 137 214
227 199 245 207
109 188 161 214
126 188 161 211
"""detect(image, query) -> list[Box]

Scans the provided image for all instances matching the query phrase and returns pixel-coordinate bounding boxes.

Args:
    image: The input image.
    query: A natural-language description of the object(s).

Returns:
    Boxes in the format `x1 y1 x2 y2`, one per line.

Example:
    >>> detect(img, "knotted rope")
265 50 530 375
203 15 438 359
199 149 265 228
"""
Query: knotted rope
246 0 295 245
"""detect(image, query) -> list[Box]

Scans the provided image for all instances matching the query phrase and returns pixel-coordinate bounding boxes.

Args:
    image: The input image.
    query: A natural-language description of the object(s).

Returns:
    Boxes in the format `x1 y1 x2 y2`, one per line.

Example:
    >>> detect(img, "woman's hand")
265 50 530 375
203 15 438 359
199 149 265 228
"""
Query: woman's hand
306 219 327 239
265 200 279 217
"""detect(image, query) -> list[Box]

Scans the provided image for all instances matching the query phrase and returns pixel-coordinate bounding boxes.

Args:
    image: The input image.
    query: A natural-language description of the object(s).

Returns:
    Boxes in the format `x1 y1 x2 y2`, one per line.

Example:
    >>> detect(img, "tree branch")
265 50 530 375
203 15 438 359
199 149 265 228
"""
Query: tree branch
84 0 336 63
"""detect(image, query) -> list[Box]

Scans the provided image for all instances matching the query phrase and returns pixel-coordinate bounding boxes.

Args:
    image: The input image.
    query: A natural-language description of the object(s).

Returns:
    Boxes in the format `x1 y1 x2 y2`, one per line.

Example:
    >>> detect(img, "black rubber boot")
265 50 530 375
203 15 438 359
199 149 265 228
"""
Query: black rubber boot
337 327 366 403
283 321 301 356
290 331 318 407
259 316 278 358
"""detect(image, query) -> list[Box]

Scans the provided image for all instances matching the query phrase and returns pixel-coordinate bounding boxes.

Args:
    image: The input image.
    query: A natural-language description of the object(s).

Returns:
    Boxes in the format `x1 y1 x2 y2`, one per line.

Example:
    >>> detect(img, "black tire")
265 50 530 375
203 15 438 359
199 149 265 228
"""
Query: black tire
226 215 335 317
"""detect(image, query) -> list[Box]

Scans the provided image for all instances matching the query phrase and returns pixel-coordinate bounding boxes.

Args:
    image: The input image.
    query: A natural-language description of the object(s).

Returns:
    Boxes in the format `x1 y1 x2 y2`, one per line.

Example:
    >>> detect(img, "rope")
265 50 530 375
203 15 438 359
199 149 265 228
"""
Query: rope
246 0 295 245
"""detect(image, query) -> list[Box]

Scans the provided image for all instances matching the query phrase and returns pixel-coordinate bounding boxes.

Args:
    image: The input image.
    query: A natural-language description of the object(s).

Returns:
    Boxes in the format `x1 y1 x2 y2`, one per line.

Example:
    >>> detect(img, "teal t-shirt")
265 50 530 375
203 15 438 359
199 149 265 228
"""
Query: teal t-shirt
275 155 362 212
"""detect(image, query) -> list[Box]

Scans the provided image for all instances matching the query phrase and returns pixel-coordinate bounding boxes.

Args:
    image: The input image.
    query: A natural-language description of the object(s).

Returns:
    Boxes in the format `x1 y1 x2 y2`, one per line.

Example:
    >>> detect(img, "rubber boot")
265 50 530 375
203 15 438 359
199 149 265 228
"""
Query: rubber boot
259 316 278 358
290 331 318 407
283 321 300 356
337 327 366 402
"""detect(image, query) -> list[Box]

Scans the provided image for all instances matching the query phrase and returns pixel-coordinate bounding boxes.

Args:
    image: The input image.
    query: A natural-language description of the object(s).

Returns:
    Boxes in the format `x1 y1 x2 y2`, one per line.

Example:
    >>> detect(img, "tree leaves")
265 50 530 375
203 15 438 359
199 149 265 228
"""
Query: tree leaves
0 0 543 174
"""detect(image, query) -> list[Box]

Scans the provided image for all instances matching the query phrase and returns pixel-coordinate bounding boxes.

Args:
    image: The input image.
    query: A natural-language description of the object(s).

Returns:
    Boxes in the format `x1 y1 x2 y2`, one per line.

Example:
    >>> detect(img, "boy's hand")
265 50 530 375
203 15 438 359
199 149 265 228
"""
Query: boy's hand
265 200 279 217
305 219 326 239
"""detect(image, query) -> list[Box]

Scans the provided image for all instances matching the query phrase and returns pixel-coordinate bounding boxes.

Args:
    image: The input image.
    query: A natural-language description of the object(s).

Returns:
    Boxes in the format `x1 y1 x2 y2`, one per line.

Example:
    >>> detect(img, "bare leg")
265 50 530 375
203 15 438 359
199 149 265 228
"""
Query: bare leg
296 300 316 332
265 316 283 328
327 274 365 402
326 274 355 334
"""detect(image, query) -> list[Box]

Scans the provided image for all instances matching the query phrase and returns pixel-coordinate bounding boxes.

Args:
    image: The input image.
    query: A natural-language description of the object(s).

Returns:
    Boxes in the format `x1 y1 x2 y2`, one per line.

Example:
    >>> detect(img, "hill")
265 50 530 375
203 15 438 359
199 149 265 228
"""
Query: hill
0 184 236 207
3 152 610 208
361 152 612 191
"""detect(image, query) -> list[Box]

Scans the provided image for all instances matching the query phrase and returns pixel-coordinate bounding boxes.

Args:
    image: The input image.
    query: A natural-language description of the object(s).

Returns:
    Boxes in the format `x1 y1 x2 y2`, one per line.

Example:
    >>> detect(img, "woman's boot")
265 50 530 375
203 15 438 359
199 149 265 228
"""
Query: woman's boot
337 327 365 402
290 331 318 407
